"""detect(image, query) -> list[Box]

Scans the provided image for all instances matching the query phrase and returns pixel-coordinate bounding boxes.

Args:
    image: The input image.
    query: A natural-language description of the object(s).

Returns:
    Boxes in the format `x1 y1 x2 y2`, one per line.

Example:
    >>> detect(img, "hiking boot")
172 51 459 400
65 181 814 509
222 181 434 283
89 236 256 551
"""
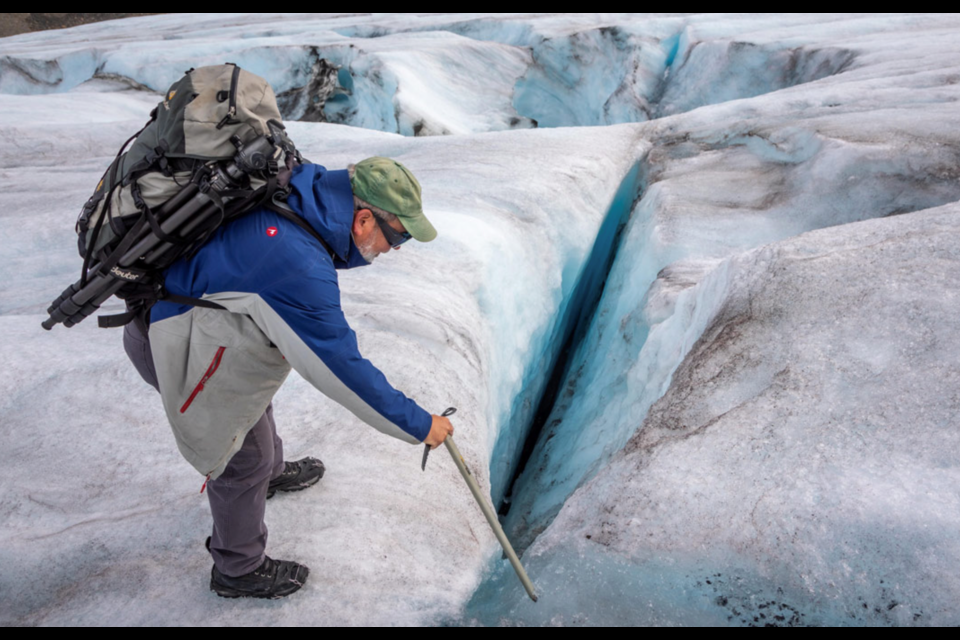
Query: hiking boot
267 457 325 499
210 555 310 599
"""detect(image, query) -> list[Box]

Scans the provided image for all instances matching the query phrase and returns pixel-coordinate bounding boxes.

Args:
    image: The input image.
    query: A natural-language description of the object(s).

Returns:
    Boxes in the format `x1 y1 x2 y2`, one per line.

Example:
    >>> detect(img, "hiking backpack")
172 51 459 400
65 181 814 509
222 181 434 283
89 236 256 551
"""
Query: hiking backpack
43 63 328 331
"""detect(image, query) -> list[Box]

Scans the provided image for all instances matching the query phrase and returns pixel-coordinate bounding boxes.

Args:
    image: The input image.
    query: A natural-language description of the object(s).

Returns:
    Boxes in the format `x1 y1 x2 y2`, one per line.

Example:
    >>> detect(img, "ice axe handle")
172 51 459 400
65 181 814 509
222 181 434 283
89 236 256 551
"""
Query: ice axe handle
421 407 457 471
443 435 538 603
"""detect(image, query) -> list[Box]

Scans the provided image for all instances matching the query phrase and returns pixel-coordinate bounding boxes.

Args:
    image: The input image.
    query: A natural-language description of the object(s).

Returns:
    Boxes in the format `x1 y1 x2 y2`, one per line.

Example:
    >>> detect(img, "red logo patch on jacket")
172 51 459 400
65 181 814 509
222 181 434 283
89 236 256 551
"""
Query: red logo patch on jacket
266 227 278 237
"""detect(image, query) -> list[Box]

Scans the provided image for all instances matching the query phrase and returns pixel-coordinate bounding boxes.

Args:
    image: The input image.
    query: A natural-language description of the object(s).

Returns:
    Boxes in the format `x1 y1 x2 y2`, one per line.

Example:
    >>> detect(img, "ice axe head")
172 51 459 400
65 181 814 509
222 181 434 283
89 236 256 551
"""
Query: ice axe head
421 407 457 471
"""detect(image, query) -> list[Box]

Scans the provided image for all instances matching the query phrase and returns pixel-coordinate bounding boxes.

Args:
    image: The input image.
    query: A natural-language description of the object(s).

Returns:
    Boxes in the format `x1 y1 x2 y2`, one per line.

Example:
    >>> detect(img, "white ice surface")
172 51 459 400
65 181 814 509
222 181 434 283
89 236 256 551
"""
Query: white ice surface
504 12 960 557
0 84 640 624
2 12 960 626
480 207 960 626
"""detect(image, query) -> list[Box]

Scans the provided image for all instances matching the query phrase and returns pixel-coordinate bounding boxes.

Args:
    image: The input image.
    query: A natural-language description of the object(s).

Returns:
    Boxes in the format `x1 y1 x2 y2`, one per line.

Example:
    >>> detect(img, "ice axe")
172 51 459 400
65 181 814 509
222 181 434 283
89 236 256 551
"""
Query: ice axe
422 407 538 603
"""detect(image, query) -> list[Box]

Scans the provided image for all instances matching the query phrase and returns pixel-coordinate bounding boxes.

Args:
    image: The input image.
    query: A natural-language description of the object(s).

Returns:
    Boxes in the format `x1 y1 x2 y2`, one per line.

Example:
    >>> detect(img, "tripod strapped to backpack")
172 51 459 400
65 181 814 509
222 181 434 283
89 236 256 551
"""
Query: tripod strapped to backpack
42 130 288 331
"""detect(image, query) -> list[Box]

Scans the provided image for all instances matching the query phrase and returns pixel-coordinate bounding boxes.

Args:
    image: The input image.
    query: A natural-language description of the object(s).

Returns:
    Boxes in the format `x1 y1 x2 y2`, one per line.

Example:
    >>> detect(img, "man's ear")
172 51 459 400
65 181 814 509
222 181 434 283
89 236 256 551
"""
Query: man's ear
352 208 373 235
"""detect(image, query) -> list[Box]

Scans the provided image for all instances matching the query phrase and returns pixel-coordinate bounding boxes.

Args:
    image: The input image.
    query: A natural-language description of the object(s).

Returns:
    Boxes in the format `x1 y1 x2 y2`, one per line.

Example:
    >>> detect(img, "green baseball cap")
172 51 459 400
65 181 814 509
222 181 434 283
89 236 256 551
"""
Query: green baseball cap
350 157 437 242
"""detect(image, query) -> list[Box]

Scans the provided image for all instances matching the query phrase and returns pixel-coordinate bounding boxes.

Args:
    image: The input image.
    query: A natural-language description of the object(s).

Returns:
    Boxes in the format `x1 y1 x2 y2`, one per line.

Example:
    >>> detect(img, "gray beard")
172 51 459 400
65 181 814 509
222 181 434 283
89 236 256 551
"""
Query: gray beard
353 232 378 263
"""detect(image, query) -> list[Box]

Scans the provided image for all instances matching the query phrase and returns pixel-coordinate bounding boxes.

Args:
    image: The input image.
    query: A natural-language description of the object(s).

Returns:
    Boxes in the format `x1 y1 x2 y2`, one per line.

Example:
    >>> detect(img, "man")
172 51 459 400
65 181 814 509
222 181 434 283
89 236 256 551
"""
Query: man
123 156 455 599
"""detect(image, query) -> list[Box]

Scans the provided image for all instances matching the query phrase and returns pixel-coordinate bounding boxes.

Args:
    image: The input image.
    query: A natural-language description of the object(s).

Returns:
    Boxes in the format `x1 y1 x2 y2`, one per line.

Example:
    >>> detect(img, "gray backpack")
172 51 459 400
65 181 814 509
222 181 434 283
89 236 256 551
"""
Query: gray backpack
48 63 306 330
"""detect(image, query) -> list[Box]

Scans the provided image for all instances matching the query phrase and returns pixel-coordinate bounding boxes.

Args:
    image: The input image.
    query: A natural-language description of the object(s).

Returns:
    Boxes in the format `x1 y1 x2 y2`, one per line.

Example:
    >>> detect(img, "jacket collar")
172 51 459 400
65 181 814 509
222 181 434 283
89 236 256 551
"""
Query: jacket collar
286 164 370 269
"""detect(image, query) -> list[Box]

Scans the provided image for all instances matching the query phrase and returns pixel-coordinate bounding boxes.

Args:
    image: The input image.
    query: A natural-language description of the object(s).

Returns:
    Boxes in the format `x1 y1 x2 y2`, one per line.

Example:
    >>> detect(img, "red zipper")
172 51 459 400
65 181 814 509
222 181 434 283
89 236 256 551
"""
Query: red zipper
180 347 226 413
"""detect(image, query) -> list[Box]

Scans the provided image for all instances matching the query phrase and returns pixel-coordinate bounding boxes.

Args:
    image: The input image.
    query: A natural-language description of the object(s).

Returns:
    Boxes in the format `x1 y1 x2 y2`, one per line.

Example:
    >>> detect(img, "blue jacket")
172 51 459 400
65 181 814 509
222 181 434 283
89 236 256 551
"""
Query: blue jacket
148 164 431 478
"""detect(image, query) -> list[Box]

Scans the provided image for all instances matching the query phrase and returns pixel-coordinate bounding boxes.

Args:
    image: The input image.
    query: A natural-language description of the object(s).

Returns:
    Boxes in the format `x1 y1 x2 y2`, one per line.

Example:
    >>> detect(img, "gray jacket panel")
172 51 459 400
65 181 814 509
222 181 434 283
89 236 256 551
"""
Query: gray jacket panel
151 290 420 479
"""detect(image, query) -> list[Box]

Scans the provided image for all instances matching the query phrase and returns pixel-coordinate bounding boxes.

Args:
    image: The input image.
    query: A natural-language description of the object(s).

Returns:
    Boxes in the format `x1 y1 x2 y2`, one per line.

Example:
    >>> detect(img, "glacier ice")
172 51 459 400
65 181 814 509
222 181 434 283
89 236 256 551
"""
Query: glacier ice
0 78 643 623
476 206 960 625
504 15 960 554
0 13 881 135
2 12 960 626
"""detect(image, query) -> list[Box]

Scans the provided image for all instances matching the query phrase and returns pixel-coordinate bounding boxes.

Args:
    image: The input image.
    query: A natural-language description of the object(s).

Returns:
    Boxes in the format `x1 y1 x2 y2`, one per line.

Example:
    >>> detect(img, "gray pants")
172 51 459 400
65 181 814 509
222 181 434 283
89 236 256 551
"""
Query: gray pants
124 322 284 577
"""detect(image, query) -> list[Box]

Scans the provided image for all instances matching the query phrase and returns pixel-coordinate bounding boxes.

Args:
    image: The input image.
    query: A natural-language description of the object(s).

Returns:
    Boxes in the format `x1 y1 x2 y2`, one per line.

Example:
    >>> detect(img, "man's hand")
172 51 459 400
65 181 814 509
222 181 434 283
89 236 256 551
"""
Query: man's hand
424 414 454 449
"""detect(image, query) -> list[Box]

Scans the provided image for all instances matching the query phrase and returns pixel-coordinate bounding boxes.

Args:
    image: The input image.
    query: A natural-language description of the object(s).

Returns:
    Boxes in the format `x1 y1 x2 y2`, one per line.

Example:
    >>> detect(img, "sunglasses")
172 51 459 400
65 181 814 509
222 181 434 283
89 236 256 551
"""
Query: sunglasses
374 215 412 248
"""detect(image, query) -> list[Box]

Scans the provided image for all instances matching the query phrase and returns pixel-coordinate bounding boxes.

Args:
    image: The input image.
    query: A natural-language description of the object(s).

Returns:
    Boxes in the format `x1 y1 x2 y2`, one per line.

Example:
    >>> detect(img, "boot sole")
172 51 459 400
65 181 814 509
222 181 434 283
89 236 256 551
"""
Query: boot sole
210 566 309 599
211 583 303 599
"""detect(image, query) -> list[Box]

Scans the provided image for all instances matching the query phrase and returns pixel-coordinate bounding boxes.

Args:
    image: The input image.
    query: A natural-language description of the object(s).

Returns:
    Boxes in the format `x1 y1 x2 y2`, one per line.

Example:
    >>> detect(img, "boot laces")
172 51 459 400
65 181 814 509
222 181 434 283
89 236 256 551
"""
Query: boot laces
253 556 279 579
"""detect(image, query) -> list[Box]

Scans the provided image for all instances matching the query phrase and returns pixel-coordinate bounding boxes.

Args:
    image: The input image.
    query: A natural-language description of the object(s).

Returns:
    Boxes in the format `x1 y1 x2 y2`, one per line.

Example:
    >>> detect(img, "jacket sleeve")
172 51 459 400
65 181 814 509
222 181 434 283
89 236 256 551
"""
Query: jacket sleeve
247 252 432 444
